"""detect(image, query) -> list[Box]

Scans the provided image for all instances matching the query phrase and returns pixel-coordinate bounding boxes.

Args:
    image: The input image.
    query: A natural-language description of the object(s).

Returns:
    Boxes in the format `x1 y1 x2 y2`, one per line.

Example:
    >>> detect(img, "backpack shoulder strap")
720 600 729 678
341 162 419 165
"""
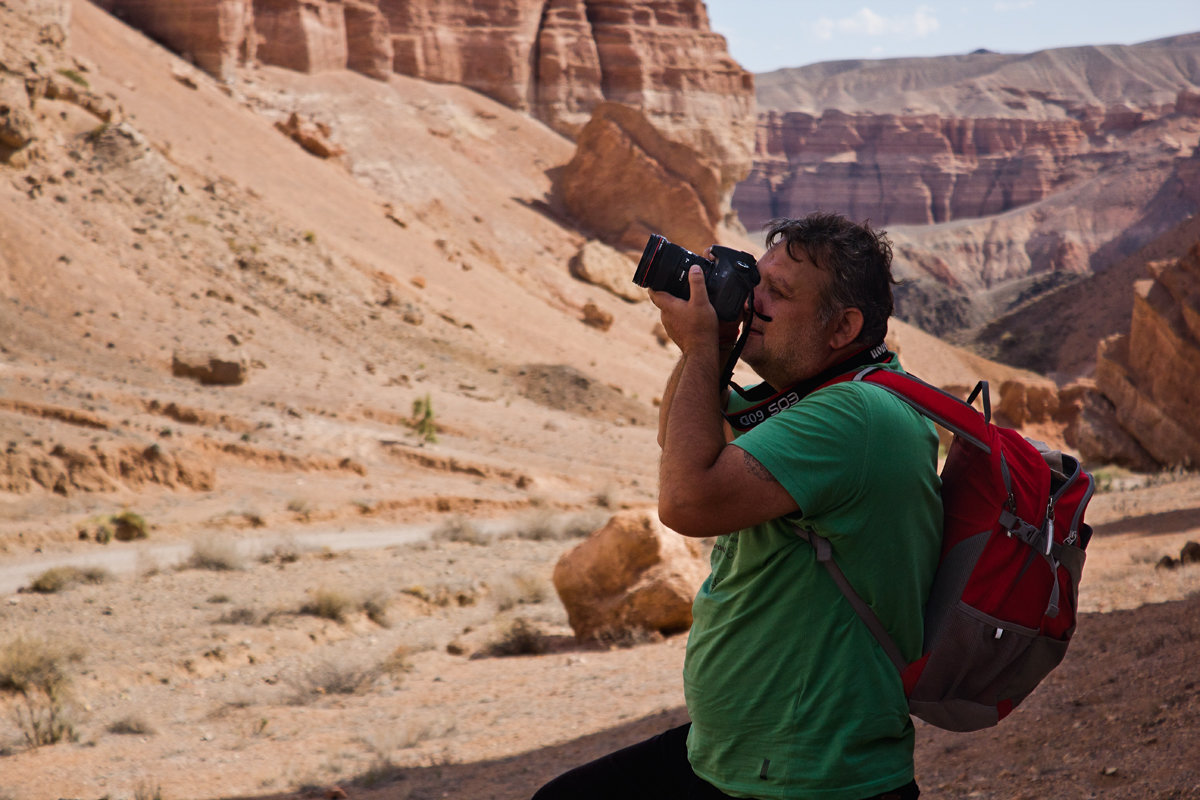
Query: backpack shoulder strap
851 367 993 453
792 526 907 672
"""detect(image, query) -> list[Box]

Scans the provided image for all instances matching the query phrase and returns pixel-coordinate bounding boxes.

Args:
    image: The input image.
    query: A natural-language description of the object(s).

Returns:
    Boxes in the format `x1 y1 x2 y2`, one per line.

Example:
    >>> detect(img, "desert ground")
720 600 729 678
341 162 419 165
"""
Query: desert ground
1 481 1200 800
3 4 1200 799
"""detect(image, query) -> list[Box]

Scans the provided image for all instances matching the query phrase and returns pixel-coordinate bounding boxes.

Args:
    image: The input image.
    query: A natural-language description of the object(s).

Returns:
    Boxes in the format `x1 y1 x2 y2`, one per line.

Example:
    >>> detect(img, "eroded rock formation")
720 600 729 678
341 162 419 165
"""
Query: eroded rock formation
558 102 727 252
1080 241 1200 467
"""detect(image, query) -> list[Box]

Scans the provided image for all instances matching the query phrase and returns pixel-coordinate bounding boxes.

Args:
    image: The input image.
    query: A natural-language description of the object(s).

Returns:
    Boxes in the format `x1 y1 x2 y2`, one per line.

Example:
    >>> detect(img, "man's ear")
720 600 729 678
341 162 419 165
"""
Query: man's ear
828 307 864 350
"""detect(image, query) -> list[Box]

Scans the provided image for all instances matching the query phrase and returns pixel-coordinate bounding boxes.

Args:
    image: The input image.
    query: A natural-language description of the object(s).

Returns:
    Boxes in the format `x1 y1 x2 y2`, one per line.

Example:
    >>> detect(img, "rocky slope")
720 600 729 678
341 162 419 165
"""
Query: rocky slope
90 0 756 235
0 0 1067 552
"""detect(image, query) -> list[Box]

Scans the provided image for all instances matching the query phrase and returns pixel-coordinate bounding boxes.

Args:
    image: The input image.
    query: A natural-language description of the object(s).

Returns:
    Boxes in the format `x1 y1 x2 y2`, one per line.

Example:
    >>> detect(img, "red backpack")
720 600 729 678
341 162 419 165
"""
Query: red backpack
795 367 1095 732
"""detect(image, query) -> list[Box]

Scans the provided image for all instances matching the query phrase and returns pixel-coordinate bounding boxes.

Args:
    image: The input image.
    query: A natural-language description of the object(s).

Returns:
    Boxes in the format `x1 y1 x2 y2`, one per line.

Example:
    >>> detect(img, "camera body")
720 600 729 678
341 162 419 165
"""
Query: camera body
632 234 759 321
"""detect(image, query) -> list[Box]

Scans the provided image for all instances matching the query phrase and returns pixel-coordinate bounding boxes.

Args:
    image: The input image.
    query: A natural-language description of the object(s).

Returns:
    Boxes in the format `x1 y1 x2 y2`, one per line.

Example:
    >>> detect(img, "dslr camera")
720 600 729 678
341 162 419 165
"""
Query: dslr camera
632 234 758 321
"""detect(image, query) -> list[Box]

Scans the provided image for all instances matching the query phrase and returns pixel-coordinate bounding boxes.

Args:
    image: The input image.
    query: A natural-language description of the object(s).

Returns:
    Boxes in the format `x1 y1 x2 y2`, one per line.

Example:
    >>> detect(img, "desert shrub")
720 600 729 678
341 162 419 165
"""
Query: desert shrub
27 565 111 594
491 571 549 611
361 590 391 627
182 537 244 571
431 515 489 545
14 688 78 746
216 606 260 625
300 588 354 623
81 510 148 543
509 509 604 542
483 617 548 657
411 394 437 442
0 636 83 747
287 659 379 703
112 511 148 541
400 582 480 607
260 537 302 564
107 715 155 735
133 781 163 800
285 498 312 519
0 636 82 696
298 588 390 626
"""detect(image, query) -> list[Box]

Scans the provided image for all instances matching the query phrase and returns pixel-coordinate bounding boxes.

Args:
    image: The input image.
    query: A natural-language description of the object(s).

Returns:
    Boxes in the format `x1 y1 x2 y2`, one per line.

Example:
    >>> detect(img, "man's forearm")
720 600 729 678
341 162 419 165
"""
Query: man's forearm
658 344 736 448
658 341 728 519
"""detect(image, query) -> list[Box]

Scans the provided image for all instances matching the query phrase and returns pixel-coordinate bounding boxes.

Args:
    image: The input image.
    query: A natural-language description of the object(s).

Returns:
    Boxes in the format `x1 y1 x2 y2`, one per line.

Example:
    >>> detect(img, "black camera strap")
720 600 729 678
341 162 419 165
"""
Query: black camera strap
723 340 894 432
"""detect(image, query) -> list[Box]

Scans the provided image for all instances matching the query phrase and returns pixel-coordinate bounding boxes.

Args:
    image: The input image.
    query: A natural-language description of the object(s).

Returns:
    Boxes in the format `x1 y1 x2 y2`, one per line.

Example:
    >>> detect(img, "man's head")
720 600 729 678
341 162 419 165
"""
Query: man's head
763 213 895 347
737 213 895 388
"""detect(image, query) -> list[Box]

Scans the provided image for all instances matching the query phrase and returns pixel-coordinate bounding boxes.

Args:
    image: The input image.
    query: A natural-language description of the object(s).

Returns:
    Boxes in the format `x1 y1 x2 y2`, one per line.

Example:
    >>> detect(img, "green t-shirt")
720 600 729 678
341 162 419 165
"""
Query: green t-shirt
684 364 942 799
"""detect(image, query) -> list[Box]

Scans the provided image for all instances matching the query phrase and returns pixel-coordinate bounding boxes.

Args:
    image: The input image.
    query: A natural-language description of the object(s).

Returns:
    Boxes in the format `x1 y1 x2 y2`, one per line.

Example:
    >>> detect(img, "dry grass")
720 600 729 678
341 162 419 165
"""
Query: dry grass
182 536 245 571
107 715 155 735
299 587 391 625
491 570 550 611
0 636 85 747
483 617 549 657
26 565 112 593
432 515 490 545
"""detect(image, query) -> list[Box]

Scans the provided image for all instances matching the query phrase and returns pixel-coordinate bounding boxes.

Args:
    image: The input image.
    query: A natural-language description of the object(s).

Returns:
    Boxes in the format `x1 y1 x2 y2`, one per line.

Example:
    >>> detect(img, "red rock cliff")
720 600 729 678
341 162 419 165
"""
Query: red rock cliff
1089 237 1200 467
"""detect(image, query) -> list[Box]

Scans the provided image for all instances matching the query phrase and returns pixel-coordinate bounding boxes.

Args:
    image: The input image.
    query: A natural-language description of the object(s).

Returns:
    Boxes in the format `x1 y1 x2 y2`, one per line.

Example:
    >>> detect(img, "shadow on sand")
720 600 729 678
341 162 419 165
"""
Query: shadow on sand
231 706 690 800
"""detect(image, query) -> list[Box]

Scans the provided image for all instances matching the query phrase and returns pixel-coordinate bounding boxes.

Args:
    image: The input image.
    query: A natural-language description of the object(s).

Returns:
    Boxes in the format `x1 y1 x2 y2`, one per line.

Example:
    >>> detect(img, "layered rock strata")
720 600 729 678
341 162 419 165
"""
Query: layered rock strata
735 105 1184 231
90 0 753 154
1084 241 1200 467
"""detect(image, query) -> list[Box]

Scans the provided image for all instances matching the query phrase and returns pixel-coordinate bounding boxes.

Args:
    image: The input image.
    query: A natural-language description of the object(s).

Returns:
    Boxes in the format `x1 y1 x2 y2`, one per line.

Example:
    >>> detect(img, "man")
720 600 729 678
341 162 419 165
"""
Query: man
534 213 942 800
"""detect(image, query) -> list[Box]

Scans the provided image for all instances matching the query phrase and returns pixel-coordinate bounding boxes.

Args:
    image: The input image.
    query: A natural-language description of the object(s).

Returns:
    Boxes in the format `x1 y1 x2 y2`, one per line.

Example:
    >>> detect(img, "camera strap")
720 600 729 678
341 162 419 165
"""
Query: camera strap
723 341 894 432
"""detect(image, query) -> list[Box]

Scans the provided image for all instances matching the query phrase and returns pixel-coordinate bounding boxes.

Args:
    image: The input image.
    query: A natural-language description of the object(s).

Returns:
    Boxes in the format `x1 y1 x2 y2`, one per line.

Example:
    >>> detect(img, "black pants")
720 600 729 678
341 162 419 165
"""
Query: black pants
532 723 919 800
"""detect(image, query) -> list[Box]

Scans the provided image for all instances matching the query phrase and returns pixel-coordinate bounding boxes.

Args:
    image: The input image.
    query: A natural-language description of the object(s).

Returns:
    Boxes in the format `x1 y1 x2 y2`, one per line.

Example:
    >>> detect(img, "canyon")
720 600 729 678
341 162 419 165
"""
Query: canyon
2 3 1200 797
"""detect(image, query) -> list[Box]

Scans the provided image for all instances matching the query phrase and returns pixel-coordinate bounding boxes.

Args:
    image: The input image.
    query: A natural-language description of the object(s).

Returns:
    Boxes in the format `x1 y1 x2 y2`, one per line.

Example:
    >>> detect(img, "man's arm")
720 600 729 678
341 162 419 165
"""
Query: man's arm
657 343 736 448
652 268 799 538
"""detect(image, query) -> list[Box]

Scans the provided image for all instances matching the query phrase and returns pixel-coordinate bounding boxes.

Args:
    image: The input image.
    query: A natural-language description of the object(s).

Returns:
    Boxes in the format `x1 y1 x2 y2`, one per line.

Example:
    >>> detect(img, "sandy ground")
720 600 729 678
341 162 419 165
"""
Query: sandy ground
1 482 1199 800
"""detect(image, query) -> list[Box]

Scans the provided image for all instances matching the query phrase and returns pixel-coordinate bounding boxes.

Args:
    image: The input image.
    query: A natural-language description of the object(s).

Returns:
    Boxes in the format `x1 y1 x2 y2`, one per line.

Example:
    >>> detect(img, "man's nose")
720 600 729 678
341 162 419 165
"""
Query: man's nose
750 291 772 322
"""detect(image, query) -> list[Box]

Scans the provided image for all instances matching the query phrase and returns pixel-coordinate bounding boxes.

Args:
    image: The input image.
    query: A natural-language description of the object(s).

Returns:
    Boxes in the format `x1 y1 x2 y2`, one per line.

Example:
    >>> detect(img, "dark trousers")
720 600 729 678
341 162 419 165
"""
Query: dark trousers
531 723 919 800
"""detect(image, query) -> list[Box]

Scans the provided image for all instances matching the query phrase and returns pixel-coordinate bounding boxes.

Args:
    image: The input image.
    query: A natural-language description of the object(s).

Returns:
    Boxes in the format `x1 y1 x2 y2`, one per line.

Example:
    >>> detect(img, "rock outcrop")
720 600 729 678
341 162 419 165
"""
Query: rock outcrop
1080 241 1200 467
93 0 256 82
558 102 727 252
552 510 709 640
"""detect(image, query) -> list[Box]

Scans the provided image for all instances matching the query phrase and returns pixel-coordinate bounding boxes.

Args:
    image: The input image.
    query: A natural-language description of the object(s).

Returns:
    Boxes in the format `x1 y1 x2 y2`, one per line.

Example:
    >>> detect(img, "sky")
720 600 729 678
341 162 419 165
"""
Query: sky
703 1 1200 73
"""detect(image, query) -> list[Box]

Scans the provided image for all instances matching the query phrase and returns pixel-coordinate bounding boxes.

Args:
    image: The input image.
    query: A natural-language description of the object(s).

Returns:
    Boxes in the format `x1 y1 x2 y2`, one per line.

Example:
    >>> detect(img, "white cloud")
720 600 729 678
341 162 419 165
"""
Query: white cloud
994 0 1035 10
813 5 941 41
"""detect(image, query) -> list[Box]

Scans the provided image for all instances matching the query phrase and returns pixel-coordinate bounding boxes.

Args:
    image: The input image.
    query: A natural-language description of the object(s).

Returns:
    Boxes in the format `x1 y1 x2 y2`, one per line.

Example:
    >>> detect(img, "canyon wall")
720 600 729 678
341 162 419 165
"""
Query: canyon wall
89 1 753 161
1083 240 1200 467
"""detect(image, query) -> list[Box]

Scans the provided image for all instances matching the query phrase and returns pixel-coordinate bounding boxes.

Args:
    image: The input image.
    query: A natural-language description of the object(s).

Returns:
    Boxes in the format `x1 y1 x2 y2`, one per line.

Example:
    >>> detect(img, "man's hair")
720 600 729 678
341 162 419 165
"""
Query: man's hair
763 213 896 345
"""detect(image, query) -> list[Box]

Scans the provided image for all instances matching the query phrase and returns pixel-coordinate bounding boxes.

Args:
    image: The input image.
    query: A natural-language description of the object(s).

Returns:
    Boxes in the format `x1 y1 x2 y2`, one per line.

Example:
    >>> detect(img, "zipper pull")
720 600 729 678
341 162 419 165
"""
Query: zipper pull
1044 500 1056 556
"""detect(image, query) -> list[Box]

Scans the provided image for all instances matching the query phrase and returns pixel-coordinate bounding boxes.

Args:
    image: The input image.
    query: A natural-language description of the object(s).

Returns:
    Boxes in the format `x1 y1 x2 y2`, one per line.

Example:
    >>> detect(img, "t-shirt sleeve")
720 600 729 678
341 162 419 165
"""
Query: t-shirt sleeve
729 385 872 520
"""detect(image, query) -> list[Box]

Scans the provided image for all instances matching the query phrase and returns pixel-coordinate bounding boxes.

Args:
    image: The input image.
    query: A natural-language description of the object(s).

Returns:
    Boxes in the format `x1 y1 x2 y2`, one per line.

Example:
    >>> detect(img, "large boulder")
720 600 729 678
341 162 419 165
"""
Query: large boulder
568 240 643 302
558 102 722 253
552 510 709 640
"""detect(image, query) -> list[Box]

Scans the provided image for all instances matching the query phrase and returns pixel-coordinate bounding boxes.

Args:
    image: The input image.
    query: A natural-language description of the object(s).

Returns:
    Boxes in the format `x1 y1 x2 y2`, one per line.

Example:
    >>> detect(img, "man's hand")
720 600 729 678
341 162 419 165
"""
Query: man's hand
649 265 720 355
